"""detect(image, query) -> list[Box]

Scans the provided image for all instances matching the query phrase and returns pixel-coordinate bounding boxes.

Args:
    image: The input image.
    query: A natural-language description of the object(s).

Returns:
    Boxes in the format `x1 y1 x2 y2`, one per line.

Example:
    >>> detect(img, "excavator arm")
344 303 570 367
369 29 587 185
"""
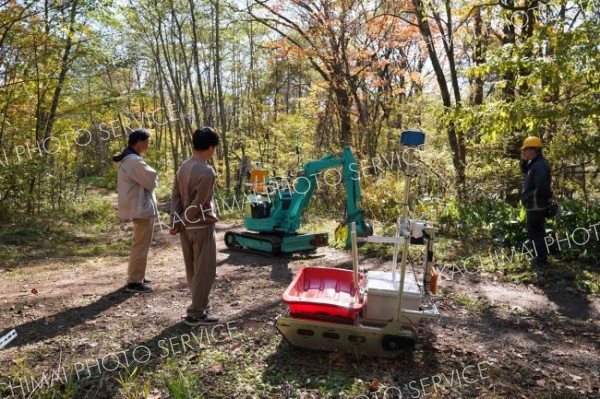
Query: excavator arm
285 147 373 247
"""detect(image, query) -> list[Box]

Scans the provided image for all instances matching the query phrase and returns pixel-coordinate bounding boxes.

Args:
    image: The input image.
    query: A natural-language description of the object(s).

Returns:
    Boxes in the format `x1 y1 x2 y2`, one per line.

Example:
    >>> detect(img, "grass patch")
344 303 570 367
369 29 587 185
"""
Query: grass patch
0 194 129 270
102 326 362 398
453 293 491 312
434 234 600 295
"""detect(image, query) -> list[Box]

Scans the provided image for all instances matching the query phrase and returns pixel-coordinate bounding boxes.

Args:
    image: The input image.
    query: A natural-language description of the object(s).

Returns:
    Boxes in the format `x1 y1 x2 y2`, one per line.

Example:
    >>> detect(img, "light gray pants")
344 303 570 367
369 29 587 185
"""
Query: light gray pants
179 225 217 318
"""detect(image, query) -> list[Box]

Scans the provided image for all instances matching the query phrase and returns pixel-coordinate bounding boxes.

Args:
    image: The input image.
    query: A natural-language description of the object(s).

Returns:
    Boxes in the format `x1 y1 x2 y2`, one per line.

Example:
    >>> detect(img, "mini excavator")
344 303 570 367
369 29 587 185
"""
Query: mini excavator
224 147 373 255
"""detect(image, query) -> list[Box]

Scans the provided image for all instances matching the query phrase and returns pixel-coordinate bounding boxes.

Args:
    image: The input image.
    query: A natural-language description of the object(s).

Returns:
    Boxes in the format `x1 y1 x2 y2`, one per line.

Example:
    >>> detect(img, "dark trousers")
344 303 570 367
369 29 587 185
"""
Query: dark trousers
526 210 548 262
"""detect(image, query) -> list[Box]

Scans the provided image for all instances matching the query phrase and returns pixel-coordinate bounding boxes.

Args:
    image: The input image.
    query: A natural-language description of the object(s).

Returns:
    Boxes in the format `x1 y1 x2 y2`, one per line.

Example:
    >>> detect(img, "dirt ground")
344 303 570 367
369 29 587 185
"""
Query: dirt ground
0 222 598 399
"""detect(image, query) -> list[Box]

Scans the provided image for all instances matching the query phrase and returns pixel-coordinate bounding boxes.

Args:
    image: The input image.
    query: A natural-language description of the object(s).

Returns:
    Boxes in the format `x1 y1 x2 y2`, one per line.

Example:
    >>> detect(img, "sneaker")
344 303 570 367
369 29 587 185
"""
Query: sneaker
125 283 153 294
143 278 153 284
184 314 219 326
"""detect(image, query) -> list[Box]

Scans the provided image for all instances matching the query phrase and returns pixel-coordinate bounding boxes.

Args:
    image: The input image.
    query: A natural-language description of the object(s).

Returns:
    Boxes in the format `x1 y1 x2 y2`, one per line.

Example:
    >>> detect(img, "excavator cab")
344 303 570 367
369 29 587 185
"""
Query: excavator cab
248 165 268 194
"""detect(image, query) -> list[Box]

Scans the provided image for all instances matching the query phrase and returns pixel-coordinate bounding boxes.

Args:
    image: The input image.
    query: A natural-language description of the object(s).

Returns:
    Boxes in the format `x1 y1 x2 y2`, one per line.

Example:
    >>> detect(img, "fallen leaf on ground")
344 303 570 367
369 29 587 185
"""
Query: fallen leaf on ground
370 379 380 392
210 364 223 374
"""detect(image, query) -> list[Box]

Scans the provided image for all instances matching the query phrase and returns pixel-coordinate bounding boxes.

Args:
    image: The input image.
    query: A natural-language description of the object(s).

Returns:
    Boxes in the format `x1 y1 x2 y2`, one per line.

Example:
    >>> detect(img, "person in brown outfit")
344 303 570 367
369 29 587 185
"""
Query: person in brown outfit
113 129 158 294
170 127 219 326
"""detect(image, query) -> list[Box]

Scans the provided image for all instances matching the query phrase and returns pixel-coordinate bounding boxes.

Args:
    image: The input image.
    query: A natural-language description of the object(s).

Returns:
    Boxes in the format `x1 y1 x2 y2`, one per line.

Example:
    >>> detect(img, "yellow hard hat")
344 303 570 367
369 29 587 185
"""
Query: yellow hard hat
522 136 543 149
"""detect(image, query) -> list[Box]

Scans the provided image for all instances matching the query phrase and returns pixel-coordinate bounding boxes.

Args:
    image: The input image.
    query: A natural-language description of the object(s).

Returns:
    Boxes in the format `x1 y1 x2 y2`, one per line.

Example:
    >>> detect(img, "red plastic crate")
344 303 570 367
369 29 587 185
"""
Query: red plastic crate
282 267 364 322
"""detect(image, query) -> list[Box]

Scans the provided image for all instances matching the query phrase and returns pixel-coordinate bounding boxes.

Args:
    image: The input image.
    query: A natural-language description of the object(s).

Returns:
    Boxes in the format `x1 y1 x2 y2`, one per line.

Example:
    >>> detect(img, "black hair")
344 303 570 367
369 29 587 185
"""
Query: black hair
112 129 151 162
193 127 219 151
128 129 151 146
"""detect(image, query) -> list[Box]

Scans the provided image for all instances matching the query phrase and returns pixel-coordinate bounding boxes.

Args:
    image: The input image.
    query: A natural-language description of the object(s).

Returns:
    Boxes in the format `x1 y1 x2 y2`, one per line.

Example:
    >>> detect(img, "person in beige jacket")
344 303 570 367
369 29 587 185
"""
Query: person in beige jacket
113 129 158 294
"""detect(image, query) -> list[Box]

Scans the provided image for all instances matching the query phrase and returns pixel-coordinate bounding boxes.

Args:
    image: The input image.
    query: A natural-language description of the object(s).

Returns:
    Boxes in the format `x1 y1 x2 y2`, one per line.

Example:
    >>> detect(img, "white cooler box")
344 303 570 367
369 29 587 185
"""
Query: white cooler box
363 271 422 324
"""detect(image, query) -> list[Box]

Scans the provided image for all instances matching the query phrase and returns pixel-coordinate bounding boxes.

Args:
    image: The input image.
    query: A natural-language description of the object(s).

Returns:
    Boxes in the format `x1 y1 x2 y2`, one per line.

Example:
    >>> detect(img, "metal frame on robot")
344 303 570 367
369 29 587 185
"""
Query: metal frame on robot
276 131 441 358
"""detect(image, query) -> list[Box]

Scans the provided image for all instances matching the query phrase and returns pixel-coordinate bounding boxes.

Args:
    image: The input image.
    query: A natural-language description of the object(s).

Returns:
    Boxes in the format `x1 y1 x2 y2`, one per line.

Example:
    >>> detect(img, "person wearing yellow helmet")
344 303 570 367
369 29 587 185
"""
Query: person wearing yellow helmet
520 136 552 266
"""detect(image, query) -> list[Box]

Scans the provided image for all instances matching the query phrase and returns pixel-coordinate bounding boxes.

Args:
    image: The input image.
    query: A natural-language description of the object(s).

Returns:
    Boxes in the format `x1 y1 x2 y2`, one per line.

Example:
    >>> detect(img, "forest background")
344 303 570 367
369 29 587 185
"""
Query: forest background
0 0 599 283
1 1 600 398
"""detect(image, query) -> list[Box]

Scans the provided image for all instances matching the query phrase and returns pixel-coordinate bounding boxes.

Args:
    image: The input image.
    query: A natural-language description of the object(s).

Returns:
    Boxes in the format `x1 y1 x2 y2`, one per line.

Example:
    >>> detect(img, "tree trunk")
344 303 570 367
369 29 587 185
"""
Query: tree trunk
188 0 209 126
413 0 466 200
334 86 352 147
214 0 231 189
502 0 516 102
469 6 486 143
43 0 79 152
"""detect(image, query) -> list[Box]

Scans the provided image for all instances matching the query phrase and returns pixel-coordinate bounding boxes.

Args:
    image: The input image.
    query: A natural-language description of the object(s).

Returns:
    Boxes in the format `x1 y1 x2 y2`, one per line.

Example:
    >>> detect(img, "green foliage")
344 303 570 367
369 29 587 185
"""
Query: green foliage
61 196 118 226
546 200 600 262
435 196 600 259
453 293 491 313
167 379 190 399
165 366 198 399
437 197 527 245
117 367 151 399
79 175 117 190
362 174 406 230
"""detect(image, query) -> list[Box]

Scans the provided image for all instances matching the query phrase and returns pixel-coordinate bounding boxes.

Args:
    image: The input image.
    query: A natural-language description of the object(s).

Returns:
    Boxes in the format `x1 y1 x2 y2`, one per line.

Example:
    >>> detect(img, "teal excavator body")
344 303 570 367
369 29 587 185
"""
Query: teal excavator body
224 147 373 255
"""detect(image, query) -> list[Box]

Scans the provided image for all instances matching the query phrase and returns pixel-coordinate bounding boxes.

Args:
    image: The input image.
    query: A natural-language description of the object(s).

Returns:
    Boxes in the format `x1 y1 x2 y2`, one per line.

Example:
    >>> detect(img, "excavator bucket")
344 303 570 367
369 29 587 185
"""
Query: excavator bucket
335 220 374 248
334 223 350 248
